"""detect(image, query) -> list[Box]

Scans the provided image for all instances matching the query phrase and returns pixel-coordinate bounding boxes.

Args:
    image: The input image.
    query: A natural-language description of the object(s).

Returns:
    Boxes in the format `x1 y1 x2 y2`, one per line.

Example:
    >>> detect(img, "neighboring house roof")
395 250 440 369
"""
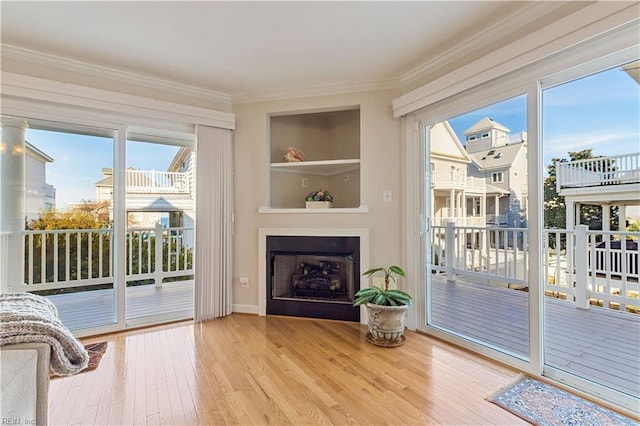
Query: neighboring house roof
167 147 193 172
468 142 526 171
25 141 54 163
485 183 509 196
430 121 470 163
464 117 509 135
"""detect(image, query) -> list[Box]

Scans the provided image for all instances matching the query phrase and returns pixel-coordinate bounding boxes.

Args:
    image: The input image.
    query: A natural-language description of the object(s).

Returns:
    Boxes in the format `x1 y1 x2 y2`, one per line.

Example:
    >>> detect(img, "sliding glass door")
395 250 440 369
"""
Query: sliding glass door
124 138 195 325
23 123 118 330
541 61 640 399
424 95 530 360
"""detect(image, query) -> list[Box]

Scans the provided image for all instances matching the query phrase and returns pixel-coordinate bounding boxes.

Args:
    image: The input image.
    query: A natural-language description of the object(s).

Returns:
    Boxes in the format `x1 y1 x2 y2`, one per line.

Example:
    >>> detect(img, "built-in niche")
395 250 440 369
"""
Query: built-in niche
268 107 361 209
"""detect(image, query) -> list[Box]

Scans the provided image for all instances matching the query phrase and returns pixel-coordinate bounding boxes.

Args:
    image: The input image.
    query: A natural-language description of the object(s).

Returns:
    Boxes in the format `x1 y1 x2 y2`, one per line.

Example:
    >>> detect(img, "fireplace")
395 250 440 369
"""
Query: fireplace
262 230 368 322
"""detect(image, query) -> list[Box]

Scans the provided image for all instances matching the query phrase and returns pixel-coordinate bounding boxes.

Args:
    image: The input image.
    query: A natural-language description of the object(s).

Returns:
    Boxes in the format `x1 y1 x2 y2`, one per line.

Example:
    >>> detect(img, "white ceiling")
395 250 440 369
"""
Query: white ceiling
2 1 536 101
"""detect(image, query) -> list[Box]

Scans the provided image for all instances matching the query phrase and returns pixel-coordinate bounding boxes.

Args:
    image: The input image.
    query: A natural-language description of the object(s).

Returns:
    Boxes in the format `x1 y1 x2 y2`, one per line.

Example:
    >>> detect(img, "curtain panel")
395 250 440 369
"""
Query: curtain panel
194 125 234 321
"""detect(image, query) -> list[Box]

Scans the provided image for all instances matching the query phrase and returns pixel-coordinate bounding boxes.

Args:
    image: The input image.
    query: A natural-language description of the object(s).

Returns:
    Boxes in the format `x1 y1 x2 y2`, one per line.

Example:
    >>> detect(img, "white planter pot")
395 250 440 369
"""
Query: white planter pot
365 303 408 347
305 201 332 209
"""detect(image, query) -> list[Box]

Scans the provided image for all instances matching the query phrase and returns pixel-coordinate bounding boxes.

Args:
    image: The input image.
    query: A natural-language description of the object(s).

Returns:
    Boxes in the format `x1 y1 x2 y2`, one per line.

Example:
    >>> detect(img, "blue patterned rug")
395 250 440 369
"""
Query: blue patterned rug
488 375 637 425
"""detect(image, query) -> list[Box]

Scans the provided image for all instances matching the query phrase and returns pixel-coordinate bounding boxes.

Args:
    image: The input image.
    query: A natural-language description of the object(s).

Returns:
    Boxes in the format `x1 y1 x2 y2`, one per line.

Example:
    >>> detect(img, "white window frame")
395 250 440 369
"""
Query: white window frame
491 171 504 183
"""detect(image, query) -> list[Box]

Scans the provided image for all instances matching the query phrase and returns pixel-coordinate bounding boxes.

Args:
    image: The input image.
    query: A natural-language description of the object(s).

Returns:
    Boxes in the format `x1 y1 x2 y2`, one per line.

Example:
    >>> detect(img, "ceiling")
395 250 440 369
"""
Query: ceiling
1 2 563 102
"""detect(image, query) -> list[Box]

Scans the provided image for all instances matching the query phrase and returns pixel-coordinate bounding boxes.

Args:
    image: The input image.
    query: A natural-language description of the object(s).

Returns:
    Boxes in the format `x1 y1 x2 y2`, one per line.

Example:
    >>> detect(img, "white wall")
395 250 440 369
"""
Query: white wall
232 89 403 310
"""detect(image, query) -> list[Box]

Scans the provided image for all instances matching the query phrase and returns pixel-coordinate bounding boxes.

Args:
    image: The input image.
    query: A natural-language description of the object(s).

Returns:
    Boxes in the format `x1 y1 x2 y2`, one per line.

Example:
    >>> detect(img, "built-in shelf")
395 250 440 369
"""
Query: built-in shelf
270 159 360 176
258 205 369 214
269 107 361 209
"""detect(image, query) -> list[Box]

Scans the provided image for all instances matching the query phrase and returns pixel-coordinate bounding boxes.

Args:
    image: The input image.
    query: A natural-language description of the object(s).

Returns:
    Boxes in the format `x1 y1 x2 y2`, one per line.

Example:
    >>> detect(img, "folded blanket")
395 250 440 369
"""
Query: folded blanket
0 293 88 375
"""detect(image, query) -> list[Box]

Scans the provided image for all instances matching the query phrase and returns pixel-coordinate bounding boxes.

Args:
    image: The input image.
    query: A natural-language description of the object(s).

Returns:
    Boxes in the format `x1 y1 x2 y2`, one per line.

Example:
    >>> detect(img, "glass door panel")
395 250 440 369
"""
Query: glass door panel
541 62 640 398
24 124 116 331
426 95 530 359
124 139 195 325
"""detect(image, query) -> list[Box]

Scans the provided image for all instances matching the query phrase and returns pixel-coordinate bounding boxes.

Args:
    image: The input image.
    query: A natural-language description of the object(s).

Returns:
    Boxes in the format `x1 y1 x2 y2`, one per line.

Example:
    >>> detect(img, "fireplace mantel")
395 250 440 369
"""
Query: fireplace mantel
258 228 370 324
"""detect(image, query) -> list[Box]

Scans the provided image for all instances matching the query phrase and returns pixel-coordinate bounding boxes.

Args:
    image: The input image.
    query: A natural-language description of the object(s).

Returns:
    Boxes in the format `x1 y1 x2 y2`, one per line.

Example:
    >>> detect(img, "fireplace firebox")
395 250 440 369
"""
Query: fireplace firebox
266 235 360 322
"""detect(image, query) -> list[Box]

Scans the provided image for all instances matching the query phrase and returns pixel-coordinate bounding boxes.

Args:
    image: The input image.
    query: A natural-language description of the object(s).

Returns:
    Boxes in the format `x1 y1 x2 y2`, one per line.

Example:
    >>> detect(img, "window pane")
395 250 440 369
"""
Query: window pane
542 61 640 397
427 94 530 359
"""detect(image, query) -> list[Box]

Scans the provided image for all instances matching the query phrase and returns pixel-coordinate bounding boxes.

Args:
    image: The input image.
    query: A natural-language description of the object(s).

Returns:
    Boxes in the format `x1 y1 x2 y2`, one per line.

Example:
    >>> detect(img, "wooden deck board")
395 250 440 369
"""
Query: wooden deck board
431 275 640 397
45 280 193 330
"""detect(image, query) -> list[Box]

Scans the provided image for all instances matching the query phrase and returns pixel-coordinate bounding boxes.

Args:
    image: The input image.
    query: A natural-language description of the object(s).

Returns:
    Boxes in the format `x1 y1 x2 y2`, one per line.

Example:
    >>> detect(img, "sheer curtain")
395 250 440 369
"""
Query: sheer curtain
194 125 233 321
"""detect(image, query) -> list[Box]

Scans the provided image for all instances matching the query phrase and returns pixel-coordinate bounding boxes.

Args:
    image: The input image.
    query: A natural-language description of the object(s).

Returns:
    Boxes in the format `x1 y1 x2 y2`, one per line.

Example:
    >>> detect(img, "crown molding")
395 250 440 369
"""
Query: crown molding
231 78 400 104
1 44 233 106
1 71 235 130
399 2 571 88
393 2 639 118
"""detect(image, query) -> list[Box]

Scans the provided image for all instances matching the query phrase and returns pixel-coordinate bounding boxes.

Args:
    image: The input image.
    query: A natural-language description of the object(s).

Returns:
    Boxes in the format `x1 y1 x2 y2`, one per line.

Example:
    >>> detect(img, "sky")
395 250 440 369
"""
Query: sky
25 129 180 208
25 62 639 211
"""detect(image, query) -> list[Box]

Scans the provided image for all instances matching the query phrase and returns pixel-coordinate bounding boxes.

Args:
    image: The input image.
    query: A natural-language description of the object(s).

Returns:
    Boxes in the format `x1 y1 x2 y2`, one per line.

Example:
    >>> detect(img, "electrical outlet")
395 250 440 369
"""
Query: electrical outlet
301 177 309 188
240 277 249 288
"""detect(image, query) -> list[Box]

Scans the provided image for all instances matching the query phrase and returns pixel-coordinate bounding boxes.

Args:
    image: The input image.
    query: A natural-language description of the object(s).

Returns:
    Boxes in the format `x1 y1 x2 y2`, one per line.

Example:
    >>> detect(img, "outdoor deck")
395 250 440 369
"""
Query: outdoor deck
46 280 193 330
431 274 639 397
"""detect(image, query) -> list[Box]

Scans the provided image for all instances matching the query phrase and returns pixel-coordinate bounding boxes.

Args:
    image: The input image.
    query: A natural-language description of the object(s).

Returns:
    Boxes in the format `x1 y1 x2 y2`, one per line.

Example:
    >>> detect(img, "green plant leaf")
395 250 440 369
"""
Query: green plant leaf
389 265 405 277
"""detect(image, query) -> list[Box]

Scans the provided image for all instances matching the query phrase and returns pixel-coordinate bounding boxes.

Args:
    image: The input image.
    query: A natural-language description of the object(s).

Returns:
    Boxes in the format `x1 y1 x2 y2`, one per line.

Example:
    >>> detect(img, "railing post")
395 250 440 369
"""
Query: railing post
574 225 589 309
154 223 164 288
446 221 455 283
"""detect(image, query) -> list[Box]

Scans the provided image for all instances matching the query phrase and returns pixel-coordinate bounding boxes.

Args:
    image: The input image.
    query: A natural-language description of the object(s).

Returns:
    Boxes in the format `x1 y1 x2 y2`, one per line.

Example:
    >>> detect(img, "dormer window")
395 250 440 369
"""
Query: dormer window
468 135 477 141
481 132 489 139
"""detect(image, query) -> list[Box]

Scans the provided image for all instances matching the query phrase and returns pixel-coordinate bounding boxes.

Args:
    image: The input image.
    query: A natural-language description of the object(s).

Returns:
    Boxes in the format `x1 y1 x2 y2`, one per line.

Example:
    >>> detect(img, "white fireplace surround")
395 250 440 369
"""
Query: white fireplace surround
258 227 370 324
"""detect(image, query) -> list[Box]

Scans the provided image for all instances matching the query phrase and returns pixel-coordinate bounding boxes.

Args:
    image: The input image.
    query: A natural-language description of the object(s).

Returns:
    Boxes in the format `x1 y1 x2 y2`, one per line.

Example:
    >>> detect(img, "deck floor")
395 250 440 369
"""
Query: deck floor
431 274 640 397
46 280 193 330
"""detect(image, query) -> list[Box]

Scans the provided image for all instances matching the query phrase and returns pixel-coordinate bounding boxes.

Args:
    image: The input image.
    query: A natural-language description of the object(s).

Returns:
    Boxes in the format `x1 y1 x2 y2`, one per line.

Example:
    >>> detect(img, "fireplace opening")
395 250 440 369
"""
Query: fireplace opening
266 236 360 322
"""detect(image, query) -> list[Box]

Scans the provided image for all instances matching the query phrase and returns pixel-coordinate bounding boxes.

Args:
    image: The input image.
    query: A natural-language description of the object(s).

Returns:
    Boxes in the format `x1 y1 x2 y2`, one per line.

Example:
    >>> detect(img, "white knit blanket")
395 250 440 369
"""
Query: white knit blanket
0 293 88 375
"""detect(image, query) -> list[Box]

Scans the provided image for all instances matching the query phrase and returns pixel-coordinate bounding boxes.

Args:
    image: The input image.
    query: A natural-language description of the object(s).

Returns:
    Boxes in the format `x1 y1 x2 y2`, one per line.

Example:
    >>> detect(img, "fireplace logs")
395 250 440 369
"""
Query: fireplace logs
291 261 346 298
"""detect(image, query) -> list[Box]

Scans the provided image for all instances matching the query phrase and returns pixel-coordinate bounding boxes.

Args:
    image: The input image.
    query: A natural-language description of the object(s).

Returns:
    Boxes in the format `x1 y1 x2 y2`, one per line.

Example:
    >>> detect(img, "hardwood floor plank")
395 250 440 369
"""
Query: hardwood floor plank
49 314 532 425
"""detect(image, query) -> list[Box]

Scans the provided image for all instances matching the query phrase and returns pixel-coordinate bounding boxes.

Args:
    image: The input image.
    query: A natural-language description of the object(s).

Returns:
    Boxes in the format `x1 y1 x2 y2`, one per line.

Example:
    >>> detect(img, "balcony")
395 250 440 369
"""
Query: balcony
431 173 486 193
126 169 191 194
23 224 194 330
556 152 640 195
430 222 639 397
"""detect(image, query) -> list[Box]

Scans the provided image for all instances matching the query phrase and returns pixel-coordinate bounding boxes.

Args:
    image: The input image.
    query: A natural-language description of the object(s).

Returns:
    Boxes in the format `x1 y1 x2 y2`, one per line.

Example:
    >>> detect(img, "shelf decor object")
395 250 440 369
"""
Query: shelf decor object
306 189 333 208
283 146 305 162
306 201 333 209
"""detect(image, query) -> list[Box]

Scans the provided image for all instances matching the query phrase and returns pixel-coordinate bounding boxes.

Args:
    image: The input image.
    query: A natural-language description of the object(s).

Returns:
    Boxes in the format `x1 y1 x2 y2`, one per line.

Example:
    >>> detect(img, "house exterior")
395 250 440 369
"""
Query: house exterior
465 118 528 227
25 141 55 223
429 121 486 227
95 155 195 228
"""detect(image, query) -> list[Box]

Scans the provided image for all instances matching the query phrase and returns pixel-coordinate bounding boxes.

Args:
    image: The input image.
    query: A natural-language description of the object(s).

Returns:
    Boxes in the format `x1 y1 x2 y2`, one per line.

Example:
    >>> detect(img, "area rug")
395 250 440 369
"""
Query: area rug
487 375 636 426
51 341 107 378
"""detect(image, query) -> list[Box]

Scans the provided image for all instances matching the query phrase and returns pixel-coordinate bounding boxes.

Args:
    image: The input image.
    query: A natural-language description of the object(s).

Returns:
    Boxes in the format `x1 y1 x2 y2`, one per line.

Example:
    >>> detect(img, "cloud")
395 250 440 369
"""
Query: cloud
543 131 640 157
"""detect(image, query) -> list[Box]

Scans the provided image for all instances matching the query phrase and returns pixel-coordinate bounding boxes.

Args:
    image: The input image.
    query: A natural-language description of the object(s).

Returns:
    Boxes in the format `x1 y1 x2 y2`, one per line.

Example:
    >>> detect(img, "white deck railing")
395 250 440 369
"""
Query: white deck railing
126 170 190 194
431 222 639 313
23 224 194 291
556 152 640 190
431 216 486 227
431 223 529 288
544 226 639 312
432 172 486 192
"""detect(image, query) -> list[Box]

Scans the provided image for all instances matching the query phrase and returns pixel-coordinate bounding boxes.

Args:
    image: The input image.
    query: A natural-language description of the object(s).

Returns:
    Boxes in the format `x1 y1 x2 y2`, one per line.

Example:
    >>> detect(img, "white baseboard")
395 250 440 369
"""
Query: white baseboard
232 304 258 315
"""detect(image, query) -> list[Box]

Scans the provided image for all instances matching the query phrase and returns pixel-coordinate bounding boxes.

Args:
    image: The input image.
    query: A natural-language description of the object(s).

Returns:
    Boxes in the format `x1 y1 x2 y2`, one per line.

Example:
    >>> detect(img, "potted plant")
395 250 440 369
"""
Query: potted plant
305 189 334 208
354 265 412 347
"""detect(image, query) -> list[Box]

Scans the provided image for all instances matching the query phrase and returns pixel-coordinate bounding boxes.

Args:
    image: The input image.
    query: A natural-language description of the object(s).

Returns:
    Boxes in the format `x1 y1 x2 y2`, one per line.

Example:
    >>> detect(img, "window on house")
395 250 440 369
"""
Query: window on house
481 132 490 139
468 135 477 141
491 171 504 183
